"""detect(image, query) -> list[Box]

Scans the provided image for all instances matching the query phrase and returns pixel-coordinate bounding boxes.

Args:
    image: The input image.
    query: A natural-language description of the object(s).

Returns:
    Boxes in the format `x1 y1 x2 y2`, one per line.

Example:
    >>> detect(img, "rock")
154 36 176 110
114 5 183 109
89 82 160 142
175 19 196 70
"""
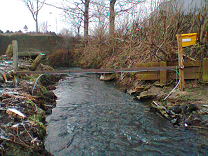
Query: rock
127 89 137 95
100 74 114 81
127 85 151 96
188 104 198 112
171 105 182 114
43 91 57 100
46 84 56 91
45 108 52 115
181 104 198 114
136 91 157 100
150 101 170 119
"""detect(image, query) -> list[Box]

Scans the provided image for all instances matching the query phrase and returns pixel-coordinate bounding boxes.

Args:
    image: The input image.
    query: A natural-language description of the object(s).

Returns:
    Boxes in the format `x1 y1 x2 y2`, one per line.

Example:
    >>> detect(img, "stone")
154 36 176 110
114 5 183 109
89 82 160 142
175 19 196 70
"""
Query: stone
43 91 57 100
172 105 182 114
100 74 114 81
150 101 170 119
45 108 52 115
136 91 157 100
188 104 198 112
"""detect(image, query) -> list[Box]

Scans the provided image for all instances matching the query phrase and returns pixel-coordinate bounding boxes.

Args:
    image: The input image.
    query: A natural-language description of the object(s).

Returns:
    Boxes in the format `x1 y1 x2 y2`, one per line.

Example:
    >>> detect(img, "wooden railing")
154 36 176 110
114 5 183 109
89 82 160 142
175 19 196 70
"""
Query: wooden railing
136 59 208 84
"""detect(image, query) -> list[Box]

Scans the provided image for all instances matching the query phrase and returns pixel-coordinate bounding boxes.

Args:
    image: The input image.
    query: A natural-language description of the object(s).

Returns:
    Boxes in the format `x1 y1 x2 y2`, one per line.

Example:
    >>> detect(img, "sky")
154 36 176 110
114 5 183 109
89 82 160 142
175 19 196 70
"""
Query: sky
0 0 65 33
0 0 169 34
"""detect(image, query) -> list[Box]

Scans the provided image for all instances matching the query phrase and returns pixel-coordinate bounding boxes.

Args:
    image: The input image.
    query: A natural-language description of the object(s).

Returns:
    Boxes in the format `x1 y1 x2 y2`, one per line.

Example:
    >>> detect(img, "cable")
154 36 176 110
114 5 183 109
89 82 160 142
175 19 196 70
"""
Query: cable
163 69 181 100
32 74 44 96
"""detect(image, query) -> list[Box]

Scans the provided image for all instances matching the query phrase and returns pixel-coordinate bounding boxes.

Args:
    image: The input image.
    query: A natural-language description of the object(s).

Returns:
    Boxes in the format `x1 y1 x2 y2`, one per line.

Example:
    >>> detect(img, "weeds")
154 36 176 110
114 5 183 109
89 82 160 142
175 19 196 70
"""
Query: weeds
49 0 207 70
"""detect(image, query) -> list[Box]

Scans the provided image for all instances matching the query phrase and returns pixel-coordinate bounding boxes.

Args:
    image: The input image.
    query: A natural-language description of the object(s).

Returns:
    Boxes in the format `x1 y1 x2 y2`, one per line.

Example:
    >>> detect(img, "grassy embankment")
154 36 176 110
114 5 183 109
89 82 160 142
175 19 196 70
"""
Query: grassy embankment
48 2 207 88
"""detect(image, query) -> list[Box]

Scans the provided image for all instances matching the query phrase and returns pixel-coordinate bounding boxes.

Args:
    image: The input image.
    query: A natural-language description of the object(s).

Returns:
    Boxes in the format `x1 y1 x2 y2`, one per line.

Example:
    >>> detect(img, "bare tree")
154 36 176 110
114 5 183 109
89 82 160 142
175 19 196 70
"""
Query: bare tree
109 0 146 37
62 0 90 40
21 0 46 33
84 0 90 40
39 21 49 33
109 0 116 38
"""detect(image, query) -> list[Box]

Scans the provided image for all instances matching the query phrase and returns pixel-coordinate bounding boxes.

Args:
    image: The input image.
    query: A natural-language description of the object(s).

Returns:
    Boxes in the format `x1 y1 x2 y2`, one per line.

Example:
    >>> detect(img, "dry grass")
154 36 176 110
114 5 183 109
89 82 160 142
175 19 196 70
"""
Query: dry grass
49 1 207 70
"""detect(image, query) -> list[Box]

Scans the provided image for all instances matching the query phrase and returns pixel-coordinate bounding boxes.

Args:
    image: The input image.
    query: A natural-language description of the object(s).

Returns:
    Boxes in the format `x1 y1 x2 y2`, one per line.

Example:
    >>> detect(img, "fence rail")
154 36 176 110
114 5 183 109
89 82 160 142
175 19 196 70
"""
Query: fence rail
15 66 181 75
136 59 208 83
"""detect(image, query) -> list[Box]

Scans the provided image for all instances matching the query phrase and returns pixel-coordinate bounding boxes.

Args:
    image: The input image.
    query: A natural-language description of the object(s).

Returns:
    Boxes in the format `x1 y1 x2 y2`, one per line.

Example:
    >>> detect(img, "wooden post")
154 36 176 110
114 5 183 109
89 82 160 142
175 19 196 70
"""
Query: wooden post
160 61 167 85
203 58 208 82
29 53 45 71
177 34 185 91
12 40 19 87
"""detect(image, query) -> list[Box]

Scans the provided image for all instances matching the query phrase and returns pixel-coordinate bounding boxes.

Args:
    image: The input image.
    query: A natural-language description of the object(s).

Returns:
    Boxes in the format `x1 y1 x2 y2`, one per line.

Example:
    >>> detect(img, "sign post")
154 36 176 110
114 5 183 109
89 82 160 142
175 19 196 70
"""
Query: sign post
177 34 185 91
176 33 197 91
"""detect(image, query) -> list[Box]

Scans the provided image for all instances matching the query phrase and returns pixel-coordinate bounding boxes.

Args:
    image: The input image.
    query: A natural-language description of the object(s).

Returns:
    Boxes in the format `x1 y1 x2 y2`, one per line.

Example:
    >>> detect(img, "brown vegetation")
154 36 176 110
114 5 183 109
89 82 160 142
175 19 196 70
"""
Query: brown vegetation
48 1 207 73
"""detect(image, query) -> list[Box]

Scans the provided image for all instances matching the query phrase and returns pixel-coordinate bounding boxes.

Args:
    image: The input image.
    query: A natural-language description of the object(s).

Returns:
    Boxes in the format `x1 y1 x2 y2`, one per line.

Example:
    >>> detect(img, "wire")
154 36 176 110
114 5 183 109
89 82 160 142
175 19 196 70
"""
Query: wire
163 69 181 100
32 74 44 96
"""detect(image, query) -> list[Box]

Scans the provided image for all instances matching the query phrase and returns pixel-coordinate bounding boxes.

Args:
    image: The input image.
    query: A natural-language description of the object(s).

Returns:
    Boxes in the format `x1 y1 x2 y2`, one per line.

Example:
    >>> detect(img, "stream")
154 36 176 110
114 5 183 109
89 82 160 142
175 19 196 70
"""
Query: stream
45 73 208 156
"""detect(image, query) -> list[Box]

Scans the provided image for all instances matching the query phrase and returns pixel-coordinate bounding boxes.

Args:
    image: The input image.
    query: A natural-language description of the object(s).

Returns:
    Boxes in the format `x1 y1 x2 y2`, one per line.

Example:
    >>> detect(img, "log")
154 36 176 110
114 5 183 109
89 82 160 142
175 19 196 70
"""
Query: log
5 44 13 59
29 53 45 71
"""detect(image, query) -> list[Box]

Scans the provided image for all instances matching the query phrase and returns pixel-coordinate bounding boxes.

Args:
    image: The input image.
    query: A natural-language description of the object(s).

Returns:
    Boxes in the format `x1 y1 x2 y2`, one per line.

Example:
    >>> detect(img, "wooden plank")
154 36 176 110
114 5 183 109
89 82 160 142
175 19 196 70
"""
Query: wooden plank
168 60 201 67
160 61 167 84
203 58 208 82
136 73 159 80
18 51 50 57
136 62 160 68
177 34 185 91
15 66 180 75
169 67 201 80
12 40 19 87
169 72 201 80
168 67 201 74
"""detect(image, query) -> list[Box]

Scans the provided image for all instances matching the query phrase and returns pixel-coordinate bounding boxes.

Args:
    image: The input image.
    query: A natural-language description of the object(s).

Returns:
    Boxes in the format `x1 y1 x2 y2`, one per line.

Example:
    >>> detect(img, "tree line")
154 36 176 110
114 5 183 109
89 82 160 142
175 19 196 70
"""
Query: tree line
20 0 146 40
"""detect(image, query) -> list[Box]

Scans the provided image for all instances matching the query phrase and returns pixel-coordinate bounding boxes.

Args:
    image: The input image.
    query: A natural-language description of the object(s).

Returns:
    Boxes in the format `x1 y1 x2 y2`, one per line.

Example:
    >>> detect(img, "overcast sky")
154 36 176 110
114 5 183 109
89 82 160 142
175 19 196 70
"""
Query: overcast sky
0 0 168 34
0 0 65 33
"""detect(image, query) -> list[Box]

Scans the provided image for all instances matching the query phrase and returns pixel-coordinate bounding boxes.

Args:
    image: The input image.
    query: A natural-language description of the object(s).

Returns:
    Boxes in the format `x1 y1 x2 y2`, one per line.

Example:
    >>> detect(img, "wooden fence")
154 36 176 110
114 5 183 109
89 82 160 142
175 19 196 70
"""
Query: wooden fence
136 59 208 84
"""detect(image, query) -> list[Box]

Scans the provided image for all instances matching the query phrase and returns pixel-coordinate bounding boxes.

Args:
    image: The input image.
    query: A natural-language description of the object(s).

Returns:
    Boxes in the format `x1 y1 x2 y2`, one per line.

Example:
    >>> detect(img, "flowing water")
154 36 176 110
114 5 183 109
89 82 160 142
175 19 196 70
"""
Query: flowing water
45 73 208 156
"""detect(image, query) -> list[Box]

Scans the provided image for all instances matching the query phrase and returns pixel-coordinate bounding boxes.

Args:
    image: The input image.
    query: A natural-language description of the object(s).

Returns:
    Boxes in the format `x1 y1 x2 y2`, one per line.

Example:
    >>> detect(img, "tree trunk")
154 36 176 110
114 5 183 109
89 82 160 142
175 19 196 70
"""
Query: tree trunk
36 0 39 33
109 0 116 38
36 16 39 33
84 0 90 41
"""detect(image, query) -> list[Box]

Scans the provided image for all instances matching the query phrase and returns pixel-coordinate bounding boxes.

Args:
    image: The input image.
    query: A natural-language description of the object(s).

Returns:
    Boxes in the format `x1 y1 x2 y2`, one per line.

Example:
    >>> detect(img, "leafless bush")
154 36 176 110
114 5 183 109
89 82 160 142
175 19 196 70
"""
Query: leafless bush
53 0 207 69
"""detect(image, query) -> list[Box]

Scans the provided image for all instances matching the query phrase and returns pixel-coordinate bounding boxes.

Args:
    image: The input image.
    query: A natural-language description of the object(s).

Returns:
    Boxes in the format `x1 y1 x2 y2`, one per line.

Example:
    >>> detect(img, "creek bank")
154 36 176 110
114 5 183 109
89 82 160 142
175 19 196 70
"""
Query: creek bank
134 85 208 129
0 55 62 155
106 73 208 129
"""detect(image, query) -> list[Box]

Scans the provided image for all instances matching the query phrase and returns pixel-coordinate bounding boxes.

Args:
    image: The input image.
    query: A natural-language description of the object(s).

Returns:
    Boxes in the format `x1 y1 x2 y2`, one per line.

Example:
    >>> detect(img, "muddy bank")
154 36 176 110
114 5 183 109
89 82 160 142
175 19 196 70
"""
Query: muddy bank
112 73 208 129
0 56 62 155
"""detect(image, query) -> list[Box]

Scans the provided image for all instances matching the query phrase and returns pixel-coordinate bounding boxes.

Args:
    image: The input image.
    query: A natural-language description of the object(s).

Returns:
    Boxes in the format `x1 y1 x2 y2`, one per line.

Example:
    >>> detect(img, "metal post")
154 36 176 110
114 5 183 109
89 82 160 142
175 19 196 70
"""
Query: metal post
12 40 19 87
